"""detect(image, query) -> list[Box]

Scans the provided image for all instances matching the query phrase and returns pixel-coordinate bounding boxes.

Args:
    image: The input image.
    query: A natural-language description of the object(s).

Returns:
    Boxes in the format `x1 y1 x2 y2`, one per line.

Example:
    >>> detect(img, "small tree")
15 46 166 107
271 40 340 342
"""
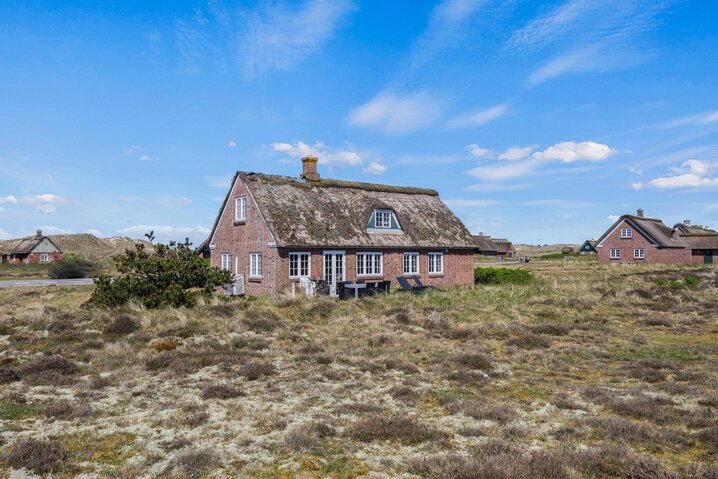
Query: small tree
89 233 232 309
48 255 100 279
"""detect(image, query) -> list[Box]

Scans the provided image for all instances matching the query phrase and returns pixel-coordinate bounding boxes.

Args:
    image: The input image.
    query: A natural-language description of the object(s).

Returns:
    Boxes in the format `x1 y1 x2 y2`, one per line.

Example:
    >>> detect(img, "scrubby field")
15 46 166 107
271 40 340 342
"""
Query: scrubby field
1 261 717 478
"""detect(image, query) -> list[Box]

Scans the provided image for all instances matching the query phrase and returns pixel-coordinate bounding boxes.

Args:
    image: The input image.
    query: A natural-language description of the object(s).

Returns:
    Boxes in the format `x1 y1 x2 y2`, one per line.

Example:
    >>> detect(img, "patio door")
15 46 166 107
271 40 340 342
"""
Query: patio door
706 250 714 264
323 251 345 297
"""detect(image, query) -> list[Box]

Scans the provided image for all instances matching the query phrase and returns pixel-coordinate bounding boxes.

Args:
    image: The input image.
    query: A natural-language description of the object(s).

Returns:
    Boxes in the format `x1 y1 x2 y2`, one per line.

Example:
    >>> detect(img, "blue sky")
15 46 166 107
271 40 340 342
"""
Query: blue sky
1 0 718 245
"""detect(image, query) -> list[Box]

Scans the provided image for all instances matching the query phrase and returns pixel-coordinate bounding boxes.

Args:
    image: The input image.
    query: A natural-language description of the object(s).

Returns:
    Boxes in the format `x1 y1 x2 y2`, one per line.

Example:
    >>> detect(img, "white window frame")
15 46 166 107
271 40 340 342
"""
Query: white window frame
620 227 632 239
428 252 444 275
289 252 311 278
634 248 645 260
374 210 392 229
403 252 419 275
39 253 50 263
250 253 262 278
221 253 232 271
356 252 383 276
235 196 246 222
610 249 621 260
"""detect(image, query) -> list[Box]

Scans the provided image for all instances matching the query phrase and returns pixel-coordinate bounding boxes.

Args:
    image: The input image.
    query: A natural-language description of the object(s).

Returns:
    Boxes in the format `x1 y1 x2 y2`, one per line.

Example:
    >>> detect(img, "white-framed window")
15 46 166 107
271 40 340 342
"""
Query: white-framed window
403 253 419 275
620 227 632 238
221 253 232 271
235 196 246 222
39 253 50 263
428 252 443 274
610 249 621 260
375 210 392 228
634 248 646 259
357 252 383 276
289 252 311 278
250 253 262 277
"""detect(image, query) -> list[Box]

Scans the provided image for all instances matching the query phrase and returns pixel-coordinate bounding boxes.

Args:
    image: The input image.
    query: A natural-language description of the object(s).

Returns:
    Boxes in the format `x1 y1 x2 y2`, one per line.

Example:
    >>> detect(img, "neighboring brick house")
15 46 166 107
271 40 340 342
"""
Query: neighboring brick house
492 238 516 259
207 156 477 296
596 210 718 264
1 230 63 264
471 233 498 256
578 240 597 255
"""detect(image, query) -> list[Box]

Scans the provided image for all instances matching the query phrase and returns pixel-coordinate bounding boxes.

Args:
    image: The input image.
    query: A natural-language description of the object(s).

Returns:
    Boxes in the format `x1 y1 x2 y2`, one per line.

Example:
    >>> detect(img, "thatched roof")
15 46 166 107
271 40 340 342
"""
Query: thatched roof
491 238 513 253
0 235 60 255
471 235 498 253
212 172 475 249
680 233 718 249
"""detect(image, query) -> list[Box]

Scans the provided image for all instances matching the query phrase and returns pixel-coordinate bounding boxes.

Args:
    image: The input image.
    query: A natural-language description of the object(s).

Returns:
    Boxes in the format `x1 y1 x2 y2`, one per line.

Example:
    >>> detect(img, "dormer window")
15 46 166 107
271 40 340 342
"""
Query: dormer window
620 227 632 238
368 209 401 232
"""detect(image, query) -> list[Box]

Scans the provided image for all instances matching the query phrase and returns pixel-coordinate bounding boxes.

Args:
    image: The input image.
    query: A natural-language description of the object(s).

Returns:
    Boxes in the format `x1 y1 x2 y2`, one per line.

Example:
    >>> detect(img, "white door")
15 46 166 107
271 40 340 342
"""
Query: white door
323 251 345 297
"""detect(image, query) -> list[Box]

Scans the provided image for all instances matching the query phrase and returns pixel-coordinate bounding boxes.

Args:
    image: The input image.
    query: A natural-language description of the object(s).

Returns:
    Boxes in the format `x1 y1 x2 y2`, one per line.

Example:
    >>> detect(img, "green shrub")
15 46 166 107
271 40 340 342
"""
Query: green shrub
48 255 100 279
474 267 535 285
88 234 232 309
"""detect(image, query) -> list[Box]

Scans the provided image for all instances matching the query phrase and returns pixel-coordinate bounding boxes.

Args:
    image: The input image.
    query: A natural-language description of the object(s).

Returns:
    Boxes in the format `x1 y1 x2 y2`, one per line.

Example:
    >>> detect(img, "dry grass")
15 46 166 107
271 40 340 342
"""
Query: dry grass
0 261 717 477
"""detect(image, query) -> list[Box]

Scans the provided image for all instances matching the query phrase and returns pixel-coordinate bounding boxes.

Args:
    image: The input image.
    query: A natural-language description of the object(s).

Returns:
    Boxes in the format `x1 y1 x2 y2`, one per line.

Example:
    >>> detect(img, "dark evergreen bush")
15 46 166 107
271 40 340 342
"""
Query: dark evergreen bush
48 255 99 279
88 234 233 309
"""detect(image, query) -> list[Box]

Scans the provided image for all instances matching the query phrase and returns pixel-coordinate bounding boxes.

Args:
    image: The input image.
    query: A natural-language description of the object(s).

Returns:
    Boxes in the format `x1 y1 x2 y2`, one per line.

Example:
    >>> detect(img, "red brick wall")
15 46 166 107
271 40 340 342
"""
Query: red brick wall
690 249 717 265
7 252 63 264
275 248 474 294
210 177 279 295
597 220 691 264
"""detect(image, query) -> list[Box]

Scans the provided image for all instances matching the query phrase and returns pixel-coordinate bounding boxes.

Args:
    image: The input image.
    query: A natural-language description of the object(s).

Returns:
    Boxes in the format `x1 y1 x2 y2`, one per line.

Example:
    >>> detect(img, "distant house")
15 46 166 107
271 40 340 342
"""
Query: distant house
595 209 718 264
207 156 477 296
492 238 516 259
2 230 63 264
195 238 211 260
561 246 575 255
578 240 597 255
471 233 498 256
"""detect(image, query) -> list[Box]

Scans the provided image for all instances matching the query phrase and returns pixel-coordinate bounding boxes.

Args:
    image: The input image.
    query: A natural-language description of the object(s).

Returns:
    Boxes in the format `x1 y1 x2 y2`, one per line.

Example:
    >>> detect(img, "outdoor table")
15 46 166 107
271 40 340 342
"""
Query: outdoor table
344 283 366 299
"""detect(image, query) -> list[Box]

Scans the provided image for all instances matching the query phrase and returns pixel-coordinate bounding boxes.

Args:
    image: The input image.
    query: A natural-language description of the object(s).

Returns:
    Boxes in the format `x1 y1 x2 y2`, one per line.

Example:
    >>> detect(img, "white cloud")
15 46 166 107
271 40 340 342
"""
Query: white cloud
347 91 445 135
40 225 73 235
363 161 387 175
499 146 533 161
178 197 192 205
466 144 492 159
228 141 237 147
650 174 718 189
240 0 355 77
19 194 69 214
448 104 509 128
467 158 543 181
124 145 142 156
87 229 104 237
532 141 615 163
271 141 363 166
632 182 644 190
117 225 211 244
139 155 153 162
0 195 18 204
607 215 621 222
660 110 718 129
649 159 718 189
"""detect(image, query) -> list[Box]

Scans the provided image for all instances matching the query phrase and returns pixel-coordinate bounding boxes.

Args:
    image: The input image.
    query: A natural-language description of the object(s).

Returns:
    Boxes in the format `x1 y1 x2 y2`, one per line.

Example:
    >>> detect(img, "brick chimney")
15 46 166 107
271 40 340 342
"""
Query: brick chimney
636 208 644 218
300 156 320 182
683 218 691 226
36 229 42 238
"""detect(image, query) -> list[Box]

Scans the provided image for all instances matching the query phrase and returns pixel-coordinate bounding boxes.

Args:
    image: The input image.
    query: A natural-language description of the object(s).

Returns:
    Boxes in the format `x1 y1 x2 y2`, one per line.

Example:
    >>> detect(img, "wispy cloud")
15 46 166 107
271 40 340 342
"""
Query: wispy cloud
7 194 70 214
272 141 363 167
0 195 18 204
444 198 499 207
659 110 718 129
363 161 387 175
466 144 492 159
346 91 445 135
510 0 674 84
176 0 355 77
448 104 509 128
498 146 533 161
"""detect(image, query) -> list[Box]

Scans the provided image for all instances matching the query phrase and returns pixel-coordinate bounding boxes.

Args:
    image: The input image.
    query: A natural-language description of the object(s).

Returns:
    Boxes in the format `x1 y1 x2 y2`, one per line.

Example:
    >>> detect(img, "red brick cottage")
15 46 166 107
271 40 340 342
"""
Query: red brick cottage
596 209 718 265
0 230 63 264
207 157 477 296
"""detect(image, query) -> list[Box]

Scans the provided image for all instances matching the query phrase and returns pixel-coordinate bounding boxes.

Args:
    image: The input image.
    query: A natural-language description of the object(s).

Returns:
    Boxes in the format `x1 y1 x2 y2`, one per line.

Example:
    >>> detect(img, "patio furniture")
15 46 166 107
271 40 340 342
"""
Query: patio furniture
344 282 367 299
397 277 424 293
411 275 436 290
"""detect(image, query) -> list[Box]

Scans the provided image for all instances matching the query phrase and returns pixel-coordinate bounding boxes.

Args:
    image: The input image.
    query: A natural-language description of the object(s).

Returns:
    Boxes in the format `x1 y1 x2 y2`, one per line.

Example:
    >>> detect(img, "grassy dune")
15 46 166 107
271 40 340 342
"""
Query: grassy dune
0 261 717 478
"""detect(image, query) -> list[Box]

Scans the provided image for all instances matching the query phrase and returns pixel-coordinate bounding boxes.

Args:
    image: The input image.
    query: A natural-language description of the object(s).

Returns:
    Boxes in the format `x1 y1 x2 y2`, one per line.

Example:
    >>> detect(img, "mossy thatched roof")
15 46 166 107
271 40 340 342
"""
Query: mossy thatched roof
217 172 475 249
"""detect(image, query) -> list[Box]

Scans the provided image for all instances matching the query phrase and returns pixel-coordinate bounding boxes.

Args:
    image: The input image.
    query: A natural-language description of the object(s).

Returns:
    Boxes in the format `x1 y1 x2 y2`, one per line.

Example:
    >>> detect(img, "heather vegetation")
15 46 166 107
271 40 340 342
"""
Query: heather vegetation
0 260 717 477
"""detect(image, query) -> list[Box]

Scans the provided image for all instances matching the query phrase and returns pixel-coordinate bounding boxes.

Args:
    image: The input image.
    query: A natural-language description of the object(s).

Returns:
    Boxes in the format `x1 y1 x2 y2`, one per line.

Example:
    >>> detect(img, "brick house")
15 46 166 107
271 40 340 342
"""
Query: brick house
471 233 498 256
207 156 477 296
1 230 63 264
595 209 717 264
492 238 516 259
578 240 597 255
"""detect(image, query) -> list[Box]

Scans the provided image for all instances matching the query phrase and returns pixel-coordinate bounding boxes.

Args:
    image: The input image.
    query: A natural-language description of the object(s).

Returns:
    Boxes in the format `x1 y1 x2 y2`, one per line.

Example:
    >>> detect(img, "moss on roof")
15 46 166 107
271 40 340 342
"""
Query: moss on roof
243 173 439 196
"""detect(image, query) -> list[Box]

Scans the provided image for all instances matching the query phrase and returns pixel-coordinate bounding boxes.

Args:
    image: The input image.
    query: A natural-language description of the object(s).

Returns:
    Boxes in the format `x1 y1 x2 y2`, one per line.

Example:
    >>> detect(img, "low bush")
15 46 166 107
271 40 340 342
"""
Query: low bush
44 401 92 420
0 365 20 384
173 448 220 477
105 314 139 336
347 415 442 445
531 323 570 336
89 236 232 309
238 361 276 380
453 352 493 370
18 355 79 384
505 334 551 349
200 383 244 400
48 255 100 279
283 420 336 450
474 267 535 285
6 438 68 474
